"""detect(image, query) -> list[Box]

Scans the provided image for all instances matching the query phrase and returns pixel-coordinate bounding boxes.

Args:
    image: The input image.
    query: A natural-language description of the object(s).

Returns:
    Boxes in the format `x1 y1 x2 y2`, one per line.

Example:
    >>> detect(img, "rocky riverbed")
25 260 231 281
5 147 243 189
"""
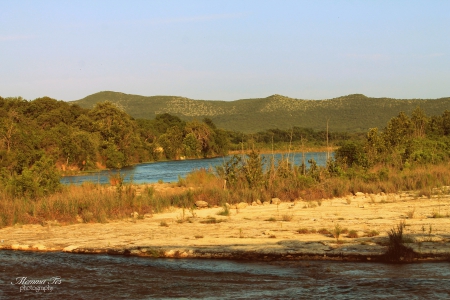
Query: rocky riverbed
1 189 449 262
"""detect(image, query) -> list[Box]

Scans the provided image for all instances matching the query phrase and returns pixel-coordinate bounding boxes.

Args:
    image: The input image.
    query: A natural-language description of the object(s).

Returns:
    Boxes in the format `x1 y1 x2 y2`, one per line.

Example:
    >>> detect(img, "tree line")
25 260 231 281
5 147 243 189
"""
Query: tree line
335 107 450 170
1 95 448 199
0 96 229 197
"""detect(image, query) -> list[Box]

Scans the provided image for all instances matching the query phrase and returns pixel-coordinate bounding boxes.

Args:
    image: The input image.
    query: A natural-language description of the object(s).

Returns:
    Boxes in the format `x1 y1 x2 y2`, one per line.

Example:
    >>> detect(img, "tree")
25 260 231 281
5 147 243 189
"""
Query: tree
411 106 428 138
89 101 141 167
185 120 212 157
383 112 413 149
158 126 184 159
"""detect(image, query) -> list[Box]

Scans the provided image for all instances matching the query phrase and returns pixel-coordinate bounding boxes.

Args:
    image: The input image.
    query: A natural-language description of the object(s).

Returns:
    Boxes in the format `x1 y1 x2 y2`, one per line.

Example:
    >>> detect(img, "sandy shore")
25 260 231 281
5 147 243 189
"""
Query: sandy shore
1 190 449 262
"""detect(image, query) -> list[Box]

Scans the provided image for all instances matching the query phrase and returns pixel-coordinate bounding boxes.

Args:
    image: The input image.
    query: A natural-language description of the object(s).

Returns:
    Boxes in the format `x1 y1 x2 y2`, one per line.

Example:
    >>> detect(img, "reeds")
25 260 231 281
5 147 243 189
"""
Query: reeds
2 157 450 228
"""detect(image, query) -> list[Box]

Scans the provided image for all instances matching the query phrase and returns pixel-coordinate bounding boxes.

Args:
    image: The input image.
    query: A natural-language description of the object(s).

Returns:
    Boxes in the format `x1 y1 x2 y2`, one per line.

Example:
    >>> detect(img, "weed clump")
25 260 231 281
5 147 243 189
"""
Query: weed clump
318 228 330 235
366 230 379 237
217 205 230 216
281 214 293 222
297 228 309 234
347 230 359 238
384 221 416 262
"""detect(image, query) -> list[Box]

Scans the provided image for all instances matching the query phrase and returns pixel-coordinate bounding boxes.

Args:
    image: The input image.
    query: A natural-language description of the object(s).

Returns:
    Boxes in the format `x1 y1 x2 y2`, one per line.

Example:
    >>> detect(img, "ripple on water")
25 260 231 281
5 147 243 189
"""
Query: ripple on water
1 251 449 299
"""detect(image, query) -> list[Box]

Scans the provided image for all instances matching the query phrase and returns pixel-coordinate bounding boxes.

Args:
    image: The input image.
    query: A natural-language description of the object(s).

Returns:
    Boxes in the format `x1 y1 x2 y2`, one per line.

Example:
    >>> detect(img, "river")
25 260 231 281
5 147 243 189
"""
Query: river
61 152 330 185
1 251 449 299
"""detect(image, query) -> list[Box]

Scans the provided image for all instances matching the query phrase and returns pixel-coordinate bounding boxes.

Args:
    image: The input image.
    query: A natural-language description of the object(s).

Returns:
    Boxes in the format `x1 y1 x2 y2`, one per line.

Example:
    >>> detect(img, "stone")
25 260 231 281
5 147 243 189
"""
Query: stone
131 211 139 218
236 202 248 209
63 245 79 252
271 198 282 205
256 199 262 205
33 244 46 251
252 201 258 206
263 201 270 206
195 201 209 208
355 192 365 197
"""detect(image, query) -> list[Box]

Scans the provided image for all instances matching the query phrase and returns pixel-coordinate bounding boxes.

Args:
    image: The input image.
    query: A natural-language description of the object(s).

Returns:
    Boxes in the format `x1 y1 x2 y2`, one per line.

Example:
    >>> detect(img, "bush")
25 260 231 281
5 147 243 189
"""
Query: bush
384 222 416 262
347 230 359 238
297 228 309 234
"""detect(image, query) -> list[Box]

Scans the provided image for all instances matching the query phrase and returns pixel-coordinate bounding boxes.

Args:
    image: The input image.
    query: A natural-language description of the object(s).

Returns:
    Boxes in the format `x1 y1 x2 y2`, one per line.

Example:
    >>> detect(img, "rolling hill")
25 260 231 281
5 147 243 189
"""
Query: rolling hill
71 92 450 133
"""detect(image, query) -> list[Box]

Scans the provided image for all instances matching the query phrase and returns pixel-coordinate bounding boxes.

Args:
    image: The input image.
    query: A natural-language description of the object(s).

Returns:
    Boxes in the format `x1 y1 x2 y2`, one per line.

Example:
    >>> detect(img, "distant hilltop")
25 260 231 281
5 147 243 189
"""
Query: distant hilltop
70 91 450 133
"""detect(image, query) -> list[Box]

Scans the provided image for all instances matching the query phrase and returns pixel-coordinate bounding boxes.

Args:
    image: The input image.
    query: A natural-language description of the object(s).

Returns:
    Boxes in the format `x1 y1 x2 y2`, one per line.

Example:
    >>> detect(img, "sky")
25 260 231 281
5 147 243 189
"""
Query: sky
1 0 449 101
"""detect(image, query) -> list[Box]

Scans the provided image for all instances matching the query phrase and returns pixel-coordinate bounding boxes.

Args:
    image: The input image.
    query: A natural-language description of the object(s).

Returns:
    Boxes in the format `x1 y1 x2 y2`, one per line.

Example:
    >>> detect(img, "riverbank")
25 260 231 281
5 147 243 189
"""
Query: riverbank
1 187 449 262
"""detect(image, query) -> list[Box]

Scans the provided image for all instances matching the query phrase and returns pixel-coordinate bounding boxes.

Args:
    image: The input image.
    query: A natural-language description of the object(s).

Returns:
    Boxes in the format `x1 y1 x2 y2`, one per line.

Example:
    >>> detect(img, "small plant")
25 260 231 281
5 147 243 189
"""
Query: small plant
189 206 197 218
81 210 94 223
194 235 203 239
341 228 349 234
239 228 244 238
265 217 277 222
366 230 379 237
332 224 343 242
318 228 330 235
160 221 169 227
310 228 317 234
317 199 322 206
431 211 444 218
406 208 415 219
347 230 359 238
200 217 224 224
269 234 276 238
281 214 293 222
217 205 230 216
297 228 309 234
177 175 186 187
385 221 416 262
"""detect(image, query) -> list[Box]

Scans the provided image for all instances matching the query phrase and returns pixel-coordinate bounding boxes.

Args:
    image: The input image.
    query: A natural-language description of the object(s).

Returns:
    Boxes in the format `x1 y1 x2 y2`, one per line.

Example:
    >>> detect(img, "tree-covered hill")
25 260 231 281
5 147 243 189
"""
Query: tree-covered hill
71 92 450 133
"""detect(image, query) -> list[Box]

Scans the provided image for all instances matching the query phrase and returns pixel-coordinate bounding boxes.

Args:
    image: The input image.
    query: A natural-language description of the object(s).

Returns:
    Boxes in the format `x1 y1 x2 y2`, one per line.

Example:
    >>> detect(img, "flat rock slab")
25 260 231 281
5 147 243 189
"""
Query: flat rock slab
1 195 449 262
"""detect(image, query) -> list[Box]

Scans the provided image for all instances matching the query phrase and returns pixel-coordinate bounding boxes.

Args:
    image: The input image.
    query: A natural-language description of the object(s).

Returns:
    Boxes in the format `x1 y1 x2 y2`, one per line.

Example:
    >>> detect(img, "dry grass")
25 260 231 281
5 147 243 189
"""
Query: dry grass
297 228 309 234
2 162 450 228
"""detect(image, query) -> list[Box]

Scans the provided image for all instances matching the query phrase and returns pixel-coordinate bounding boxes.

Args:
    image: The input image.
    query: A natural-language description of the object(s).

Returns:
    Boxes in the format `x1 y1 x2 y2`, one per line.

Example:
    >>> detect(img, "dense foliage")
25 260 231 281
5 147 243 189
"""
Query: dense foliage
0 96 229 197
216 107 450 202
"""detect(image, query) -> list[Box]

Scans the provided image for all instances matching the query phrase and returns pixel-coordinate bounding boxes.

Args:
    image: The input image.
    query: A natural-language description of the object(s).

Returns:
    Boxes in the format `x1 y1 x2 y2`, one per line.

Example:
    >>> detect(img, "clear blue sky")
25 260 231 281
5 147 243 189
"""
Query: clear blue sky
1 1 449 101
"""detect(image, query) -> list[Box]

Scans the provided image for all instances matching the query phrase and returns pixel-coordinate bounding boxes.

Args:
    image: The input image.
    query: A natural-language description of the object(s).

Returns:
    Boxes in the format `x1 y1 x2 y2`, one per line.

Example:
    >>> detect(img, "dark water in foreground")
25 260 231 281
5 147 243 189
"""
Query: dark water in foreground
61 152 330 185
1 251 449 299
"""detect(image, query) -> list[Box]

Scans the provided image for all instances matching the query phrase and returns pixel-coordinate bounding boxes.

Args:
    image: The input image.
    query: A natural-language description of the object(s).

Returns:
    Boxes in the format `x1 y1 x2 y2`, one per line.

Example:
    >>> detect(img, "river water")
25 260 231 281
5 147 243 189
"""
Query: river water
61 152 330 185
1 251 449 299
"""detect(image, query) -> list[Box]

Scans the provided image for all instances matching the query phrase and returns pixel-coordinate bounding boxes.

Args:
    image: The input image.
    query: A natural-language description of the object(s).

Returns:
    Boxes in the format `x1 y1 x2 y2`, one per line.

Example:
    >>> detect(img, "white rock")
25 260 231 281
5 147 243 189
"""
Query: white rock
63 245 79 252
195 200 209 208
33 244 46 251
271 198 282 205
236 202 248 209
